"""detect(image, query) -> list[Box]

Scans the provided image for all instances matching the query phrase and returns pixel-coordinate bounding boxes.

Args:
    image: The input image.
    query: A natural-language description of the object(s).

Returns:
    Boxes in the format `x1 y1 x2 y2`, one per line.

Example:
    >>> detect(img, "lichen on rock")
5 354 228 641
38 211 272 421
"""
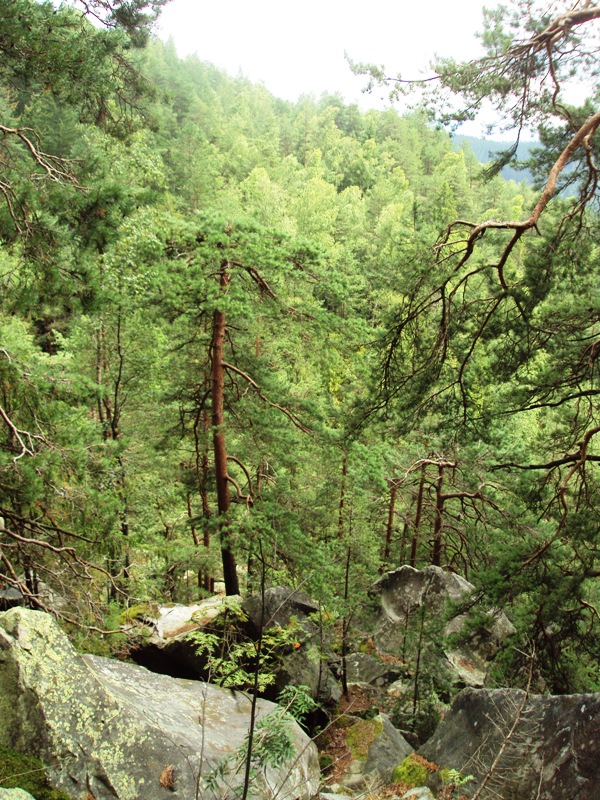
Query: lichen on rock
0 607 320 800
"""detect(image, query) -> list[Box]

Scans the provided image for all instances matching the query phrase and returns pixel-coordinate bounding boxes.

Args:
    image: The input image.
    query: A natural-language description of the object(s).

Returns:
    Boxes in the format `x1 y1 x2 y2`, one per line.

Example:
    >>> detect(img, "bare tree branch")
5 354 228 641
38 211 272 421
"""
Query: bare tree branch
222 362 311 433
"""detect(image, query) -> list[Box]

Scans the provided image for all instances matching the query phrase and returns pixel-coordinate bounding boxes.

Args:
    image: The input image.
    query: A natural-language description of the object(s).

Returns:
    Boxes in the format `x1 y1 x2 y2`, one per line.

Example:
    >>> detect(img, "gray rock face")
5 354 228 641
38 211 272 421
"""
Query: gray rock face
345 652 405 687
419 687 600 800
372 565 473 624
401 789 435 800
370 566 514 686
0 608 320 800
243 586 320 631
363 714 414 782
0 587 24 611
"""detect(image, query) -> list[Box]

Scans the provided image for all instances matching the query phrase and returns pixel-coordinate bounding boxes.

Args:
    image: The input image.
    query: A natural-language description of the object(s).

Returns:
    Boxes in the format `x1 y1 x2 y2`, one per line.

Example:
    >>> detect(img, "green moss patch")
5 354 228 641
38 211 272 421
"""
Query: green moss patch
0 746 74 800
392 754 429 787
345 716 383 761
117 603 157 626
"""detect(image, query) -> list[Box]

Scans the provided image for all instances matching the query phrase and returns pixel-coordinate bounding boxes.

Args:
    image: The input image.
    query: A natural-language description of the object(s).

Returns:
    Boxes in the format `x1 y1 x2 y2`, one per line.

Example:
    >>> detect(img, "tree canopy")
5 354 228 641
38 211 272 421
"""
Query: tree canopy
0 0 599 694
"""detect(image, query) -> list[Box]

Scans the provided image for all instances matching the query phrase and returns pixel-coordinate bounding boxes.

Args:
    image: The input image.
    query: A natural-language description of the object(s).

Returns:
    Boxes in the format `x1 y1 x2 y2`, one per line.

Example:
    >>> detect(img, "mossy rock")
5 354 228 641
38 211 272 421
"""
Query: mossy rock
0 747 73 800
392 754 429 787
117 602 158 626
345 716 384 761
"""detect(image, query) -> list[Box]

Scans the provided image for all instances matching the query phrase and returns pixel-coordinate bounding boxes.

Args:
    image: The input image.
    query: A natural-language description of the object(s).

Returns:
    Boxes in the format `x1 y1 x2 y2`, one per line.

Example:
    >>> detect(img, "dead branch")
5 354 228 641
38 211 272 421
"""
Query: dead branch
226 455 255 498
521 424 600 567
222 361 310 433
225 474 253 508
0 125 80 186
509 5 600 58
0 404 48 461
229 260 277 299
436 111 600 271
471 652 535 800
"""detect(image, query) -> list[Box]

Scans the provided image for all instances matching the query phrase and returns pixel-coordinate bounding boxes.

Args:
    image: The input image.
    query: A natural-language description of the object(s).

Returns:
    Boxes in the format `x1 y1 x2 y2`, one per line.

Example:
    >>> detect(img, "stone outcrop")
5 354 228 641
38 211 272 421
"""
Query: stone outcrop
0 608 320 800
401 789 435 800
128 588 341 704
370 566 514 686
418 687 600 799
338 713 413 790
243 586 320 631
127 595 241 679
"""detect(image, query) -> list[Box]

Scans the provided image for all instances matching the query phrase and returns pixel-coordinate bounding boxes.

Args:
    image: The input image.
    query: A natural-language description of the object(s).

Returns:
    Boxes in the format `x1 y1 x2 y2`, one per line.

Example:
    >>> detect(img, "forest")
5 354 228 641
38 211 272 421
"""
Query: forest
0 0 599 711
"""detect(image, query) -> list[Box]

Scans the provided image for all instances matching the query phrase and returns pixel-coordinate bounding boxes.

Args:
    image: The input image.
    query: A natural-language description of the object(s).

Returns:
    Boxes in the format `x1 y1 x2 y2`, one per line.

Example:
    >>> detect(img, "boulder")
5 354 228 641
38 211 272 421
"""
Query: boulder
344 652 405 687
243 587 341 703
243 586 320 630
419 687 600 799
340 713 413 788
370 566 514 687
128 595 242 679
0 608 320 800
274 641 342 704
0 791 37 800
0 587 24 611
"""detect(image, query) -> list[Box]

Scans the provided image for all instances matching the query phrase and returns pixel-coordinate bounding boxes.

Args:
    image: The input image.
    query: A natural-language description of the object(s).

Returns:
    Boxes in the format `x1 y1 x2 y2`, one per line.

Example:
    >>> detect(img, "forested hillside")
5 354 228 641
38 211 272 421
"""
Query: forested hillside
1 0 599 700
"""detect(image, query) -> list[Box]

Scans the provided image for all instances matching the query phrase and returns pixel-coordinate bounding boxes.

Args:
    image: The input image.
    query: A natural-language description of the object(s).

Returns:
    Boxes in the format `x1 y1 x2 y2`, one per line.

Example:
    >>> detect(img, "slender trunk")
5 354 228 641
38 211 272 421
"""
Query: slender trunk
109 314 124 441
383 481 397 565
410 463 427 567
104 315 129 598
338 450 348 541
193 408 213 591
186 491 198 602
95 323 107 431
200 410 212 520
187 493 199 547
340 545 351 699
432 465 445 566
241 543 266 800
412 602 427 722
211 262 239 596
202 411 213 592
399 520 409 564
119 459 130 582
246 463 264 593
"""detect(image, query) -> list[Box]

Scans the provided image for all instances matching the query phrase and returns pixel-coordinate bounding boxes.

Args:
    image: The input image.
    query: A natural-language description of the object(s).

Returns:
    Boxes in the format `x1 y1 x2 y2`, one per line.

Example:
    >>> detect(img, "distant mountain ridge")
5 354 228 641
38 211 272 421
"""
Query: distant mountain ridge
453 134 535 184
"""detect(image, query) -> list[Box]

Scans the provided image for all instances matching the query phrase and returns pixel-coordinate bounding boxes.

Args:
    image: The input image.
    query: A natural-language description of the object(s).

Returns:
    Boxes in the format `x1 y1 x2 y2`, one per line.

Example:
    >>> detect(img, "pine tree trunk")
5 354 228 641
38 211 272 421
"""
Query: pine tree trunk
410 463 426 567
383 481 397 564
432 465 445 566
338 450 348 540
211 262 239 596
193 408 213 591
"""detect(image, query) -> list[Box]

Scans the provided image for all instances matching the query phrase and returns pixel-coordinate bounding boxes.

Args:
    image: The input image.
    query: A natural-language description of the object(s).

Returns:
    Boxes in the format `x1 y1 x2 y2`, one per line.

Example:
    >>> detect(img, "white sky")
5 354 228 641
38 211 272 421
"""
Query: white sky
156 0 497 114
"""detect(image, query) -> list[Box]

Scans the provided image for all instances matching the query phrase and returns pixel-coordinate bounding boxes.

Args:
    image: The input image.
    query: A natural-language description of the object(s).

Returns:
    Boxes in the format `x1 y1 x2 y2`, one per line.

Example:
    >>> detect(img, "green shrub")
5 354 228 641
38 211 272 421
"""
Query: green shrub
439 766 475 794
277 684 318 725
